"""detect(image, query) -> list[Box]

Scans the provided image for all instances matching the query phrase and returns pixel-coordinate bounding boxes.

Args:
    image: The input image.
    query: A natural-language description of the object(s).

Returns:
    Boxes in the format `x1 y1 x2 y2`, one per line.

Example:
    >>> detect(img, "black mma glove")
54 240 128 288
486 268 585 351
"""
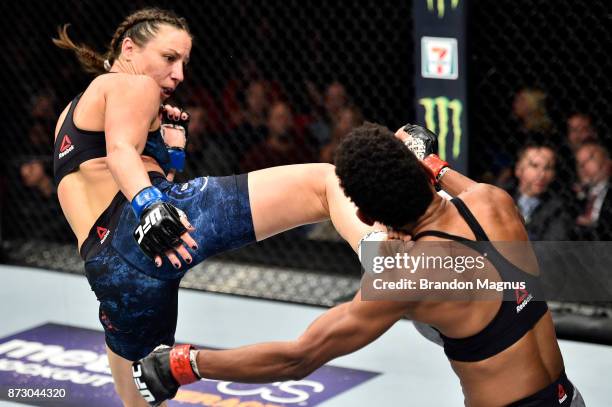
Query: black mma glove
132 344 200 407
132 186 188 259
401 124 439 160
402 124 450 186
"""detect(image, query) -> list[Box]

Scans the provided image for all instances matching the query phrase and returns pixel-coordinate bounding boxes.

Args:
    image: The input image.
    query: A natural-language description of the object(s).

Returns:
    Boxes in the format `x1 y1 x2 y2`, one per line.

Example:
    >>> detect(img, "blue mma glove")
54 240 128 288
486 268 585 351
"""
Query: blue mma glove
131 186 187 259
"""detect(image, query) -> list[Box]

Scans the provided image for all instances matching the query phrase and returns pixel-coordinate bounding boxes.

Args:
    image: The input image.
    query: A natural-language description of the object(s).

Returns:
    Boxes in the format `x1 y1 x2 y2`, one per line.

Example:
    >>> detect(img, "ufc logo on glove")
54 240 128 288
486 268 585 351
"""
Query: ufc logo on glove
135 208 163 244
133 364 156 402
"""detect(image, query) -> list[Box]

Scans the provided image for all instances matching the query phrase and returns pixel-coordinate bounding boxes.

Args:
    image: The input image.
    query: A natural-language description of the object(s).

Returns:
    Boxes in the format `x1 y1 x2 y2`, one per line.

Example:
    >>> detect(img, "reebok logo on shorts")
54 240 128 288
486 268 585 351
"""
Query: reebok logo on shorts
558 384 567 403
58 135 75 158
515 288 533 313
96 226 111 244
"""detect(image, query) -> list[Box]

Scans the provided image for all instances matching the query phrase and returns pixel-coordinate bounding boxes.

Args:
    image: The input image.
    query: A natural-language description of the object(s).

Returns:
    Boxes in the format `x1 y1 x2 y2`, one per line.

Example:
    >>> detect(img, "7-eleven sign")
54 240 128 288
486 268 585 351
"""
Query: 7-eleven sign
421 36 459 80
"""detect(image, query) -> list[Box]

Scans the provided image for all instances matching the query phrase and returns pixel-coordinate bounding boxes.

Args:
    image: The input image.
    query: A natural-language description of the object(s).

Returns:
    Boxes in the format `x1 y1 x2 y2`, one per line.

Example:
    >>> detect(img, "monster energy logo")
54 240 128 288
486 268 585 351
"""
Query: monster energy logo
419 97 463 160
427 0 460 18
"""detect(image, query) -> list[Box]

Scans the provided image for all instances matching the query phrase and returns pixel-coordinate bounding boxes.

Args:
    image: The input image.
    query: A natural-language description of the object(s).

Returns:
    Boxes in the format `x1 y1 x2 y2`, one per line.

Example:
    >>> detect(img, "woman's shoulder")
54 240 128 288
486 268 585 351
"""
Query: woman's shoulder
92 73 159 93
86 74 160 116
461 184 515 209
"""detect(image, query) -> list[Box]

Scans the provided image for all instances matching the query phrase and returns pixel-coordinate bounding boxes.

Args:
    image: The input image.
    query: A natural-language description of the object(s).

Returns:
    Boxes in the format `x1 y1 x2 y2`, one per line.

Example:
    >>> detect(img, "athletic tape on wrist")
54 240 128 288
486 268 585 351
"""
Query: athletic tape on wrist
167 148 186 172
160 124 187 143
190 349 202 379
169 344 199 385
131 186 165 218
437 166 450 183
358 231 388 262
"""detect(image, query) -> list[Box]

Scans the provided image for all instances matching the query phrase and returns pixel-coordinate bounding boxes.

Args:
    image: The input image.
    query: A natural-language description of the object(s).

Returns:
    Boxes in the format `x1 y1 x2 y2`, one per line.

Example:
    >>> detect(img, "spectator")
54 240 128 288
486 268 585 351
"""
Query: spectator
230 80 277 160
567 113 598 151
18 91 58 156
556 113 599 206
28 121 53 155
185 86 224 135
308 81 351 147
181 105 234 178
573 142 612 240
494 88 556 188
557 112 598 169
30 91 57 124
3 159 73 242
240 101 316 172
221 59 263 129
511 88 554 136
319 106 363 163
242 80 269 129
21 160 54 199
325 81 349 122
510 142 572 240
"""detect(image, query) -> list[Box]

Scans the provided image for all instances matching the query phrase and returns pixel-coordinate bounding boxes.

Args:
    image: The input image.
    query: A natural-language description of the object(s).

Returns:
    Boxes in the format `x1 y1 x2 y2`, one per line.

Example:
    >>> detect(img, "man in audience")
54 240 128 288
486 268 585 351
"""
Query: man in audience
574 141 612 240
557 112 599 191
511 142 572 240
567 113 598 151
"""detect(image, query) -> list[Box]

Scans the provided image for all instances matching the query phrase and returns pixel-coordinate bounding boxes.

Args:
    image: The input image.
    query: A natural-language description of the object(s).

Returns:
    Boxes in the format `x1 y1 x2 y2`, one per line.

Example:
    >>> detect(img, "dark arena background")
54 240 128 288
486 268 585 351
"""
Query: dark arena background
0 1 611 406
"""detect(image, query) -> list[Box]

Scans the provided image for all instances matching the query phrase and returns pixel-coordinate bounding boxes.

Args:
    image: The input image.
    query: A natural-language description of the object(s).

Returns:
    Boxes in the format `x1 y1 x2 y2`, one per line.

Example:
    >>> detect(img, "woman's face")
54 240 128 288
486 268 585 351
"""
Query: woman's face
131 25 192 100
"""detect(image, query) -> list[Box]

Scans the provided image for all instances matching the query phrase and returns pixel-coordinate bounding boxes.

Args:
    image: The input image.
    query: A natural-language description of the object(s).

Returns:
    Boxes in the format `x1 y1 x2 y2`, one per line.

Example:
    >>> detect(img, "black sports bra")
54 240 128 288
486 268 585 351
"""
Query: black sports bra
413 197 548 362
53 93 162 185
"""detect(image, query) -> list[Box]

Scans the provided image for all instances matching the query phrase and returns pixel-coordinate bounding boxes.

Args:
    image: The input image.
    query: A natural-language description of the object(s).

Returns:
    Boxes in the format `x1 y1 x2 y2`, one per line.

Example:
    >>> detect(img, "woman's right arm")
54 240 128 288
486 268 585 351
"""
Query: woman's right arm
104 75 159 199
103 75 196 267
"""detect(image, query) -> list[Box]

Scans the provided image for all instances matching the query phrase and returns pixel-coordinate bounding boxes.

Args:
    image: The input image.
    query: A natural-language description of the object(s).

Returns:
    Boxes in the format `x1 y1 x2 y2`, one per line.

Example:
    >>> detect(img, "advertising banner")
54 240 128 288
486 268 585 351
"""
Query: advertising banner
413 0 469 172
0 324 379 406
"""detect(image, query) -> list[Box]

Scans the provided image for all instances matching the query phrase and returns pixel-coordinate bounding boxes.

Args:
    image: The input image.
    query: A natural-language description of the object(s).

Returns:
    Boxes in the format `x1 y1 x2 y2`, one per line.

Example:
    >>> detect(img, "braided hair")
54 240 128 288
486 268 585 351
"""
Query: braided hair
53 8 191 75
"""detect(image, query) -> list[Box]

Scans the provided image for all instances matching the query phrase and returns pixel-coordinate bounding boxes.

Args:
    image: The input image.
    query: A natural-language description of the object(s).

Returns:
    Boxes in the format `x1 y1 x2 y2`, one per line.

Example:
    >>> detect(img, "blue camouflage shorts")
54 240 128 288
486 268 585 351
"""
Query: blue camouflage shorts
81 172 255 360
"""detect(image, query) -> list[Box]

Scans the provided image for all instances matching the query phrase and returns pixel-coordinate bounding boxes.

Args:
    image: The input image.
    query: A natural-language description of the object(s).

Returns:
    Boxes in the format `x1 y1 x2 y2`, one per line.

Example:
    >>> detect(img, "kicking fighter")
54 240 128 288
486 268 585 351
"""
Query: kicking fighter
53 8 374 406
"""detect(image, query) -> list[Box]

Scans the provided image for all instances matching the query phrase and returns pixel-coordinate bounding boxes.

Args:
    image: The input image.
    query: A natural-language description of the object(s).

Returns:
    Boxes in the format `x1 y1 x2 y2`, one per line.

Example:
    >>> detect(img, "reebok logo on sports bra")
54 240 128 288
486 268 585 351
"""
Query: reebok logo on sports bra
515 288 534 313
58 135 75 158
558 384 567 403
96 226 111 244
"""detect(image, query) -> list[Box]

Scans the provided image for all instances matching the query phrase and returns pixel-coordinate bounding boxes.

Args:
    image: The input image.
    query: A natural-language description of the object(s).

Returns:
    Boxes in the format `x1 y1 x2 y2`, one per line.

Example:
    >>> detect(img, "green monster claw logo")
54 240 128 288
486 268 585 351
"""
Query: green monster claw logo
426 0 460 18
419 97 463 160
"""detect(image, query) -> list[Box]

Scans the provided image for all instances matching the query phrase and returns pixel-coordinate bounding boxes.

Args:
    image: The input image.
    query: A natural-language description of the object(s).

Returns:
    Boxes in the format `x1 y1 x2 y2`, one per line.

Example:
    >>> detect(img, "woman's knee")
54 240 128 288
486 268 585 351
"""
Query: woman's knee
311 162 335 182
305 163 336 207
